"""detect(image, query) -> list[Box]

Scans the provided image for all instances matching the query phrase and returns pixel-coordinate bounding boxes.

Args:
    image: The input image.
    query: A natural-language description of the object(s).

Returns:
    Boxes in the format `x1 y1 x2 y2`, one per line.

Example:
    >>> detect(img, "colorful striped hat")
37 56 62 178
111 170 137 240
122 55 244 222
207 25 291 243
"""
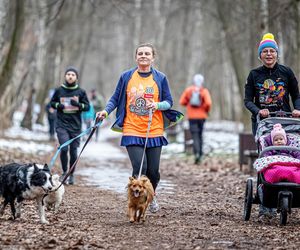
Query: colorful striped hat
258 33 279 58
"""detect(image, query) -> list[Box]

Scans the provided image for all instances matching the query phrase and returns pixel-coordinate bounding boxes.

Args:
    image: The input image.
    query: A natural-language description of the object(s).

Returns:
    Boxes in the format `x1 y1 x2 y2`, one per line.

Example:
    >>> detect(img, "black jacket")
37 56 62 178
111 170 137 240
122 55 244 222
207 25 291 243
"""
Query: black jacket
50 83 90 132
244 63 300 120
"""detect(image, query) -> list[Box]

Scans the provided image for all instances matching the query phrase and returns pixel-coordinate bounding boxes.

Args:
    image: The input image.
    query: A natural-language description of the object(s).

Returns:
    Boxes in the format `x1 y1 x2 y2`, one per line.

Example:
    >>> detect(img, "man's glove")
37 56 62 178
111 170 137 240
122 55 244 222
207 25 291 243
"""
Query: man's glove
57 103 65 111
70 99 80 107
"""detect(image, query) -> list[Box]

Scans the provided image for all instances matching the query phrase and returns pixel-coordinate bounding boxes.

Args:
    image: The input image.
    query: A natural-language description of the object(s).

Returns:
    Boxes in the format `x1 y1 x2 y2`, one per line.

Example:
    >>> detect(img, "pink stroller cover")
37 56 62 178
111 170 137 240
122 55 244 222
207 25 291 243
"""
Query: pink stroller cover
262 162 300 184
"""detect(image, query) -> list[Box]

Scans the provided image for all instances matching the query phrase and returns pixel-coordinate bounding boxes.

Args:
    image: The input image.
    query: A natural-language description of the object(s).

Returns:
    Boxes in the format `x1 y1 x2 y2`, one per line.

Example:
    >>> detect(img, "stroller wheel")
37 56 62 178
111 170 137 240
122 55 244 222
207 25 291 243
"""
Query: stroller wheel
280 196 288 226
243 178 253 221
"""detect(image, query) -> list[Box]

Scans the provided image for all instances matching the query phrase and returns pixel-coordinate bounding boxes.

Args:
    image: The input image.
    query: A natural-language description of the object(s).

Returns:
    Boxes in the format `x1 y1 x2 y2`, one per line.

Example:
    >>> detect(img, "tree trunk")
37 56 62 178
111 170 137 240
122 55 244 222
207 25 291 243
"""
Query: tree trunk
27 1 49 126
0 0 10 64
250 0 260 68
260 0 269 33
0 0 25 98
216 2 246 121
20 86 35 130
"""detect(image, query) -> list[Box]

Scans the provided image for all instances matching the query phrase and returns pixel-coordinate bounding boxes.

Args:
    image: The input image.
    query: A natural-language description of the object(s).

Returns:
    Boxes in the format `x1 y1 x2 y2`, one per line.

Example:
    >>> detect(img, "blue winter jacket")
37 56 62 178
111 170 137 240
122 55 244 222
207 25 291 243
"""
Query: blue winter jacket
105 67 183 132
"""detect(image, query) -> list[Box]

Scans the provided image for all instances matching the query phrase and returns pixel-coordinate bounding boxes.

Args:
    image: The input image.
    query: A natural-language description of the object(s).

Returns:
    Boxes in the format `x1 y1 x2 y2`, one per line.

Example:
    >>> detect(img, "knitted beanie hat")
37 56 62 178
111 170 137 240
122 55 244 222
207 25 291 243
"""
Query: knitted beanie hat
193 74 204 87
65 66 79 78
270 123 287 144
258 33 279 58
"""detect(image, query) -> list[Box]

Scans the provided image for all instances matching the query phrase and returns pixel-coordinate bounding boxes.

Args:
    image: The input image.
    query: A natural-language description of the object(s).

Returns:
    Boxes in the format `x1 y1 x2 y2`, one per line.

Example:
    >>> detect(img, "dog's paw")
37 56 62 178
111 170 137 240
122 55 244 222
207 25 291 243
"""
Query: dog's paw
129 218 135 223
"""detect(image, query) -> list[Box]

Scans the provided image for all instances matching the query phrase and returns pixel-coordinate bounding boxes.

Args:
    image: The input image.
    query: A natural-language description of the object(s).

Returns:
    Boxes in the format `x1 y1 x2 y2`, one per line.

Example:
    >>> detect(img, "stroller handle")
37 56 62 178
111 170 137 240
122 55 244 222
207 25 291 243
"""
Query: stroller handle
259 145 300 158
256 111 293 123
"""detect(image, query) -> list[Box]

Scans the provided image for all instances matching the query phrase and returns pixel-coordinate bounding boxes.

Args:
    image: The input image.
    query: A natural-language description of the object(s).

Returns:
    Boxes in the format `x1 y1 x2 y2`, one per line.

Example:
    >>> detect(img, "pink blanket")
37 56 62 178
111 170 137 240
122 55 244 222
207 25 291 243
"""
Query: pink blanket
262 162 300 184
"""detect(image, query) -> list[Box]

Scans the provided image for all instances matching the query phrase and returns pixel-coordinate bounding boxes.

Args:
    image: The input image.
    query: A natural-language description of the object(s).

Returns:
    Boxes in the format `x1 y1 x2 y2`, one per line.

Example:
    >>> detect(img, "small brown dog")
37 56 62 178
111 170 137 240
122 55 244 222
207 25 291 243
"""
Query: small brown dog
127 175 154 223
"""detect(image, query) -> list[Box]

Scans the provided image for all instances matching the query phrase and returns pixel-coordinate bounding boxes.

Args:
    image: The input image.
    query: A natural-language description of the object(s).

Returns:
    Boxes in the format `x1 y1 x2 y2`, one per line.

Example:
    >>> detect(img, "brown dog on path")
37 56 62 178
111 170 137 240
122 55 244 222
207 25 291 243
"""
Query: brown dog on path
127 175 154 223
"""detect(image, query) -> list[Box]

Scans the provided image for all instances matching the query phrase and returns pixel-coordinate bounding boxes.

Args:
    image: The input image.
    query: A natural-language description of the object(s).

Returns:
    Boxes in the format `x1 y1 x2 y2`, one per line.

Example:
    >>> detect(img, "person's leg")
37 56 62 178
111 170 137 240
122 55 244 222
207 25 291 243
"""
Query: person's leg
198 119 206 160
68 134 80 185
189 119 200 164
145 146 162 191
126 146 147 177
145 146 162 213
251 117 257 136
56 127 70 179
48 118 55 140
69 145 78 174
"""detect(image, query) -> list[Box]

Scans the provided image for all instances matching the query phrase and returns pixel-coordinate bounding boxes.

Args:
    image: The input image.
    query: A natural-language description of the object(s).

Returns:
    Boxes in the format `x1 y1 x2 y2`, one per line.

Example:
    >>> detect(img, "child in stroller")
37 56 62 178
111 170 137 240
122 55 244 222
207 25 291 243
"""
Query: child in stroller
263 123 300 159
244 112 300 225
261 123 300 184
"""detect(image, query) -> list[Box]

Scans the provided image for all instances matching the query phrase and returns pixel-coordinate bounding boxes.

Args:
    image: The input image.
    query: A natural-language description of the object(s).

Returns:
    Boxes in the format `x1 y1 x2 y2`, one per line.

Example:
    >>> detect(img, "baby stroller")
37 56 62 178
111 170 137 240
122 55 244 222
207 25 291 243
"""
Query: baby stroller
243 111 300 225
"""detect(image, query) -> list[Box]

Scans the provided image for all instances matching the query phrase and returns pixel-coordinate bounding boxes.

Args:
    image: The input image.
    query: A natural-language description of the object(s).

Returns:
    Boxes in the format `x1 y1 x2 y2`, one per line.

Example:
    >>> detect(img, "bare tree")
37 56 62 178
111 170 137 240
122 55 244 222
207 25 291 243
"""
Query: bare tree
0 0 25 99
0 0 26 131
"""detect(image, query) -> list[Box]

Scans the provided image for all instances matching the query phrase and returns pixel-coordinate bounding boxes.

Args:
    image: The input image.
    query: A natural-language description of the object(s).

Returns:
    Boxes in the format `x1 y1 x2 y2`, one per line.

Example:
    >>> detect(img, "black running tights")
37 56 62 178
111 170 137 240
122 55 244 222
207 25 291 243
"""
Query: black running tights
126 146 162 191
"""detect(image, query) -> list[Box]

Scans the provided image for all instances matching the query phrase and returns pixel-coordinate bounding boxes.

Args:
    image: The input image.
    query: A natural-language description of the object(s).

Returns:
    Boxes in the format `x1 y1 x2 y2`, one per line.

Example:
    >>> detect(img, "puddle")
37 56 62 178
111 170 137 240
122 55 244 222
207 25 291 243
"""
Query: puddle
78 126 176 194
78 165 176 194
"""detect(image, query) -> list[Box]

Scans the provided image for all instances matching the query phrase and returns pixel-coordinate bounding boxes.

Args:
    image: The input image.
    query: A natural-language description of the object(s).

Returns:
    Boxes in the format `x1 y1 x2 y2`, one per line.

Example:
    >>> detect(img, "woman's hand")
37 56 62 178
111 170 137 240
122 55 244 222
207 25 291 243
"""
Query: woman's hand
147 101 158 111
96 110 108 121
292 109 300 117
259 109 269 117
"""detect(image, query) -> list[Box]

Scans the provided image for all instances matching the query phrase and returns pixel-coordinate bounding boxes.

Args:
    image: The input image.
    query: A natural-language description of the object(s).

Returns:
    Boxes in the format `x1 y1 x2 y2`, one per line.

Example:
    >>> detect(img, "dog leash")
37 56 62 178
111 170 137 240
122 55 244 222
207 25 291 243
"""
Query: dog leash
42 118 102 203
56 118 102 188
137 109 153 179
48 120 102 170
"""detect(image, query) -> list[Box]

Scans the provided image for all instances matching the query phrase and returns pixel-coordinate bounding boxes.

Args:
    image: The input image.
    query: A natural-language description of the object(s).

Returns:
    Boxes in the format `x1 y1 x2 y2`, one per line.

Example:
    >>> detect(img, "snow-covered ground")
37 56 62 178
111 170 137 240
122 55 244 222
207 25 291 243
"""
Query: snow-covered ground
1 112 242 157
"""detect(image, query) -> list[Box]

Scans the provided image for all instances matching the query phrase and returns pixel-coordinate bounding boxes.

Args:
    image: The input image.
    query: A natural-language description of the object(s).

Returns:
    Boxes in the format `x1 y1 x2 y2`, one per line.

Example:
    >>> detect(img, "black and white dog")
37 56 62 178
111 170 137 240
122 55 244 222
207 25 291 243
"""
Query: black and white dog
0 163 53 224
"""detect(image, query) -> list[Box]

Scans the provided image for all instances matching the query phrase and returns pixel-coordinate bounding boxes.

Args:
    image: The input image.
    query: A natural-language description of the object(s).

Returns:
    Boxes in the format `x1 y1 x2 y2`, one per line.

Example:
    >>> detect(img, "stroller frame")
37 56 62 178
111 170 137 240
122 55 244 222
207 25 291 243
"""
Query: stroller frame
243 112 300 225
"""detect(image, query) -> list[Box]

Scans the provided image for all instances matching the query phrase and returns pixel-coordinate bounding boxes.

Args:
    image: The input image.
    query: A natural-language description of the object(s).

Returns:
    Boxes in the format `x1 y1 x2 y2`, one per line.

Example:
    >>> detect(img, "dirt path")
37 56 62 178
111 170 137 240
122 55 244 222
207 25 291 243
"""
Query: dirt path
1 147 300 249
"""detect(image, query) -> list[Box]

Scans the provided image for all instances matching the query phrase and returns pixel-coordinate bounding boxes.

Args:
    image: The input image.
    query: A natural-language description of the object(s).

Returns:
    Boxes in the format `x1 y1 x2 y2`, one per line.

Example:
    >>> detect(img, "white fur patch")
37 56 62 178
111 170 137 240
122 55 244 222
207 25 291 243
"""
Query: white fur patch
44 174 65 212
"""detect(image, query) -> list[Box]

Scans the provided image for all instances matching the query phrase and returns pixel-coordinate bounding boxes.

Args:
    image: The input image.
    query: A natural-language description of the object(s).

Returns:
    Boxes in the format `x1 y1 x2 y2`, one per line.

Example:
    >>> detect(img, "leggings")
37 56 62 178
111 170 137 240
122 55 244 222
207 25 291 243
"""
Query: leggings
126 146 162 191
60 145 78 174
56 127 80 174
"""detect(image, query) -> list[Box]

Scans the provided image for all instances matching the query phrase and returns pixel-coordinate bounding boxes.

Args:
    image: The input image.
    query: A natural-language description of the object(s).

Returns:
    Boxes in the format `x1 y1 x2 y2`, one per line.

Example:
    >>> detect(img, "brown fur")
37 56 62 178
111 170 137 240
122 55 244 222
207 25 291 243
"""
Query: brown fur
127 175 154 223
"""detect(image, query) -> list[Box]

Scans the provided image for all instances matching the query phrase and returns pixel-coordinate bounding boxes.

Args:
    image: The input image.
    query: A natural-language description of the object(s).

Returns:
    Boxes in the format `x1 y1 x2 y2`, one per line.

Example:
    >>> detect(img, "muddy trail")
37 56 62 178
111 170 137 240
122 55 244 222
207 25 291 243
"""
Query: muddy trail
1 144 300 250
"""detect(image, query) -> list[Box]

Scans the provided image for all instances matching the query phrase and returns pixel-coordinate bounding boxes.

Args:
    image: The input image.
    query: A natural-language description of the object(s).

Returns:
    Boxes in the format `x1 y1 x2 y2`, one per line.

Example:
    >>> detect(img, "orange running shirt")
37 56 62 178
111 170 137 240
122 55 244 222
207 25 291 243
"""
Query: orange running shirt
123 70 163 137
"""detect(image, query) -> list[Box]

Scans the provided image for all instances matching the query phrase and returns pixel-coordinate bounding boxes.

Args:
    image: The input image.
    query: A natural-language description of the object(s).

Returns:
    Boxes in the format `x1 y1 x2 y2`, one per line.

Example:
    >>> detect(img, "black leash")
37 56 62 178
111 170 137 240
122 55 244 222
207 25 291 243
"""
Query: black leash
42 119 102 203
138 109 153 179
58 119 102 188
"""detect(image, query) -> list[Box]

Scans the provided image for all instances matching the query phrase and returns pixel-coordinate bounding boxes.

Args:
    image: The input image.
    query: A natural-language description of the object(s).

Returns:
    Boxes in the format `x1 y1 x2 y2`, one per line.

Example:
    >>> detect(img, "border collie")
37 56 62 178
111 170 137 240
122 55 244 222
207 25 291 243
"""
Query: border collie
0 163 53 224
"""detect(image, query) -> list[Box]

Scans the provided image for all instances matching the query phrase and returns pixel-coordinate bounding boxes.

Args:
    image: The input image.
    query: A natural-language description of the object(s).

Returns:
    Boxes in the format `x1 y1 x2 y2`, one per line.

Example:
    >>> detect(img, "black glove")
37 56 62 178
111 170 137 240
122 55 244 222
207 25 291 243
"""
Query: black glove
57 103 65 111
70 99 80 107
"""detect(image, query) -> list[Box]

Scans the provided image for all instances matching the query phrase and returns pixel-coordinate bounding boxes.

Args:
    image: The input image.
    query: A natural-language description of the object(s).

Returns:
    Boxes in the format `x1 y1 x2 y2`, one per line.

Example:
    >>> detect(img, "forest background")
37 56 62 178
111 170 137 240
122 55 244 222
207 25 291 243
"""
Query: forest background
0 0 299 132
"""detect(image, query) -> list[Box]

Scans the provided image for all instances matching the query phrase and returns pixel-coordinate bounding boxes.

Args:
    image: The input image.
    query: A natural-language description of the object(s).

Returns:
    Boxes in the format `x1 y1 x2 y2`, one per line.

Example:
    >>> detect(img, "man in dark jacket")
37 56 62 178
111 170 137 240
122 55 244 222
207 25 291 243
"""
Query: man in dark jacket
51 66 90 184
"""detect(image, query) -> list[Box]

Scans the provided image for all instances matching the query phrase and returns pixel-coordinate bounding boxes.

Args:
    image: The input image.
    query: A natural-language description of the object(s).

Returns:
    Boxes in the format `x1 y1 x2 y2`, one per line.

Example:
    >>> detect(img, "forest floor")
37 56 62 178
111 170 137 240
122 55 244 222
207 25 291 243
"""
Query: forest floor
1 141 300 250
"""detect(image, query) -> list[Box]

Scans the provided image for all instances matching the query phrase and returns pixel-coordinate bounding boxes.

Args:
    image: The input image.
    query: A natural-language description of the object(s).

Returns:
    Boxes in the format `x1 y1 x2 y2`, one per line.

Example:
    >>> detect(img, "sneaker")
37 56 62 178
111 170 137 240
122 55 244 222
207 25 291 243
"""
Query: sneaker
258 204 276 218
68 174 75 185
149 197 160 213
59 172 67 182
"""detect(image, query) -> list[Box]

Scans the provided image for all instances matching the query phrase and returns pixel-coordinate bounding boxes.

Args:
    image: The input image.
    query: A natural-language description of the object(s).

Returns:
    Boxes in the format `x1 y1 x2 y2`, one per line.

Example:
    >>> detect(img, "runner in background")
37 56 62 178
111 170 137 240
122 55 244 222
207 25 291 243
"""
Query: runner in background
50 66 90 185
180 74 212 164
